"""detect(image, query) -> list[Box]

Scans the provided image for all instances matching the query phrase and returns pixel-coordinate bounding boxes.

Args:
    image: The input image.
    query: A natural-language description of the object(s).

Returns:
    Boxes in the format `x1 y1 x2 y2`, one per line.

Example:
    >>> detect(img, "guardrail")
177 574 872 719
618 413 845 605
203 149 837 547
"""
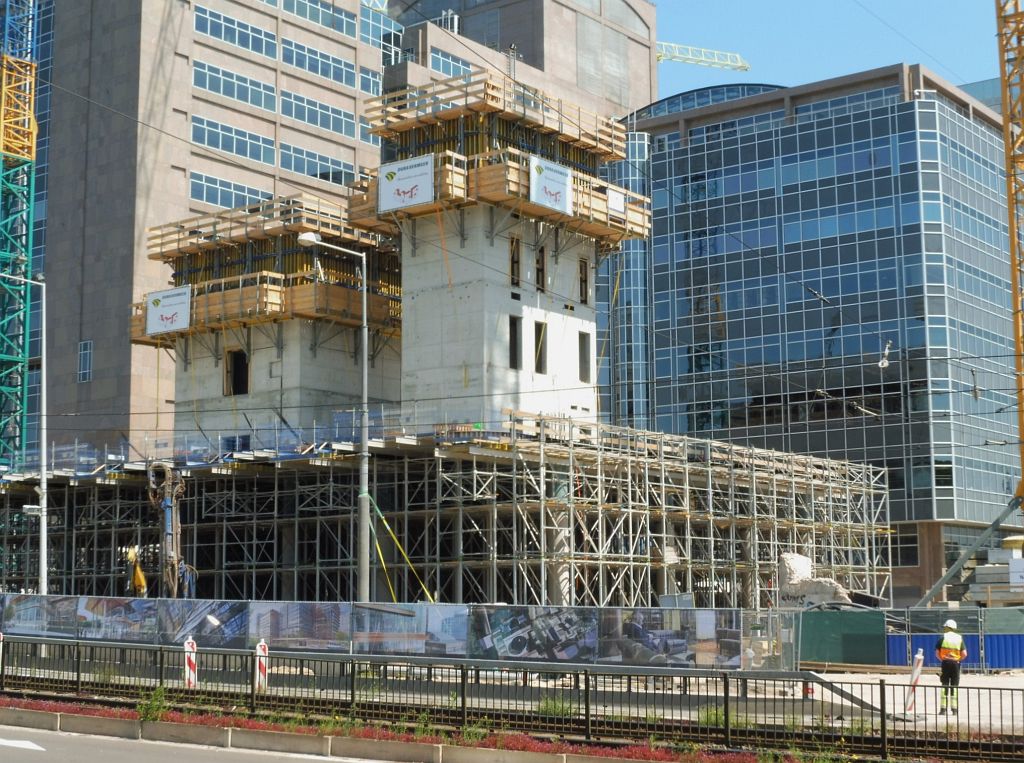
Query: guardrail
1 634 1022 761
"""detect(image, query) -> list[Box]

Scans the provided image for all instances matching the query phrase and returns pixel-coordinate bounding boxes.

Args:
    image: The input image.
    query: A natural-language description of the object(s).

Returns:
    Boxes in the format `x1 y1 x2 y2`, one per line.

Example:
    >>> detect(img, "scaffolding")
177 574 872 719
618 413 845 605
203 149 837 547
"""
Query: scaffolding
0 413 891 608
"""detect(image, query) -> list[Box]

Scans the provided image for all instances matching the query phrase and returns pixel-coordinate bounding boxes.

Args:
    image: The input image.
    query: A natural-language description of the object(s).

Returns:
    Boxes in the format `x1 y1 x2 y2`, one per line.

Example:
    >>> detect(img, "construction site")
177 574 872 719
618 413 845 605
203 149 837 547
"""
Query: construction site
0 60 892 610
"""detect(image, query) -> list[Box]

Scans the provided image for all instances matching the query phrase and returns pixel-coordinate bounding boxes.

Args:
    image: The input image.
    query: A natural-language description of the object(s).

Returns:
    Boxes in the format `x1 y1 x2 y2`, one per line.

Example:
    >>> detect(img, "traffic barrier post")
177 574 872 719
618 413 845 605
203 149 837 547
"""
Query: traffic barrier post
904 647 924 714
254 638 269 692
184 636 198 689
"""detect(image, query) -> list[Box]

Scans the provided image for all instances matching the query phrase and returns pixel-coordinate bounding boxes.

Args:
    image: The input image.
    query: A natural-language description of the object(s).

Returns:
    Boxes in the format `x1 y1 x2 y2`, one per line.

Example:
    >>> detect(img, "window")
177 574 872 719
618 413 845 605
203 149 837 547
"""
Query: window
193 61 276 111
359 116 380 146
195 7 277 58
890 525 919 567
359 66 381 95
578 332 591 383
191 116 274 164
430 47 472 78
534 321 547 374
535 246 546 292
579 258 589 304
280 143 355 186
77 340 93 383
225 349 249 396
282 91 355 137
282 39 355 89
509 237 521 286
190 172 271 209
509 316 522 370
360 5 403 65
284 0 356 38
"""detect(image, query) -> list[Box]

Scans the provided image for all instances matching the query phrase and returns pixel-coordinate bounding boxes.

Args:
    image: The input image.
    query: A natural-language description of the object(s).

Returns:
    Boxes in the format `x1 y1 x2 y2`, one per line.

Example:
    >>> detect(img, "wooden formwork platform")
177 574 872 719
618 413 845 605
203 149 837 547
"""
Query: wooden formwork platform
147 194 377 260
365 69 626 162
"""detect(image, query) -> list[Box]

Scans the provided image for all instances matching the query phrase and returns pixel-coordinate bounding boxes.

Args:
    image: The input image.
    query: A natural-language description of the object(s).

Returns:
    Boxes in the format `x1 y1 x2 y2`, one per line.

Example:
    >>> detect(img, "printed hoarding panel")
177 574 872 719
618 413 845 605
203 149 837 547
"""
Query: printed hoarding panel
249 601 352 651
529 156 574 215
78 597 158 643
468 606 597 662
145 285 192 335
378 155 435 213
353 603 468 657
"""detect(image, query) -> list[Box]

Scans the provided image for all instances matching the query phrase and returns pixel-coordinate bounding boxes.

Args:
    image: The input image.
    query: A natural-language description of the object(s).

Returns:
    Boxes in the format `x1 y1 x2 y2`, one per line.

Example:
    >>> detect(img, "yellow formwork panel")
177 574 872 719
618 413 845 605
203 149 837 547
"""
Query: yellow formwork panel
1 55 37 164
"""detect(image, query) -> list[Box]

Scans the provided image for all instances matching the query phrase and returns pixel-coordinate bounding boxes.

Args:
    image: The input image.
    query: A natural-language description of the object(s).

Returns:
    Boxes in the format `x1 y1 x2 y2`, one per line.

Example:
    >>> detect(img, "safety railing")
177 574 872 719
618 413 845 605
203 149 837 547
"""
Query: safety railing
1 634 1022 761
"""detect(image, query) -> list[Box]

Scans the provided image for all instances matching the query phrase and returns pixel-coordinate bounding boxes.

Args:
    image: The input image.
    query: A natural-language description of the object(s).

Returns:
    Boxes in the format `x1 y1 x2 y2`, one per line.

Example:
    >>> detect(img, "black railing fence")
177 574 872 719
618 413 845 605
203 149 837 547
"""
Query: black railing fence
1 634 1023 761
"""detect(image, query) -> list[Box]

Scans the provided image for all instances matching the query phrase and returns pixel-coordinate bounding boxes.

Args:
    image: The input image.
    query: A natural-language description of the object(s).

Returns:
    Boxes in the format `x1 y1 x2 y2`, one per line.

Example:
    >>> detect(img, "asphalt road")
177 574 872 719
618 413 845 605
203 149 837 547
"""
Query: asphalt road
0 725 390 763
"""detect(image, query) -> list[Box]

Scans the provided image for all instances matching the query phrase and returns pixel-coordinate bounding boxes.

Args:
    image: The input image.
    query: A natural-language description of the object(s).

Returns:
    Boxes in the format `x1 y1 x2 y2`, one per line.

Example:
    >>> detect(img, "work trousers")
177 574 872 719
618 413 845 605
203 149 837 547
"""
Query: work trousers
939 659 961 709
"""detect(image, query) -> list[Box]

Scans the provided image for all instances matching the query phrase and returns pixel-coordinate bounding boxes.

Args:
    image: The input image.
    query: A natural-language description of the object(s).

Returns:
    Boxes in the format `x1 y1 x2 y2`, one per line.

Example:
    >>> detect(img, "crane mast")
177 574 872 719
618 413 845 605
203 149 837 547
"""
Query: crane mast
996 0 1024 499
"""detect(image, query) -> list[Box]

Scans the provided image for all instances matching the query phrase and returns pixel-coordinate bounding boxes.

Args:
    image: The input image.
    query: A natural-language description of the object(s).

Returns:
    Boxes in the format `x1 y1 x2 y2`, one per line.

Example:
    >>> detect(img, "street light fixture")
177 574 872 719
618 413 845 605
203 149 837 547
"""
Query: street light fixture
0 270 46 595
296 231 371 602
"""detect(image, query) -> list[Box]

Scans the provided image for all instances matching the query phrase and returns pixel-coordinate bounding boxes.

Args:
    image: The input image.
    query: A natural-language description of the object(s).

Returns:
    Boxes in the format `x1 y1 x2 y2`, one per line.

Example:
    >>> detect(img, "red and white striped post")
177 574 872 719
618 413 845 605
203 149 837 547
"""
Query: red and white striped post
183 637 198 689
253 638 269 692
904 647 924 713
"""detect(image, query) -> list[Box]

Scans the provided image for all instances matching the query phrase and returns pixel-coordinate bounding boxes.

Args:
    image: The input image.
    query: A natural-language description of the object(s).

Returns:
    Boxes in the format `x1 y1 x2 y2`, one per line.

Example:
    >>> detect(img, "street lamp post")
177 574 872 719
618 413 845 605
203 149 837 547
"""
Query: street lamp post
297 231 370 602
0 271 46 594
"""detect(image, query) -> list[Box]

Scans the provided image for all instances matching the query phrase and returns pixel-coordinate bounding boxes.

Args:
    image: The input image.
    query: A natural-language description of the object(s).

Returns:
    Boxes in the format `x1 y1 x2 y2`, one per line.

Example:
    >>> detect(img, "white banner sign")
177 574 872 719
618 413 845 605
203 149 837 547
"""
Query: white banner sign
378 155 435 213
529 156 574 215
1010 557 1024 590
607 188 626 216
145 285 192 335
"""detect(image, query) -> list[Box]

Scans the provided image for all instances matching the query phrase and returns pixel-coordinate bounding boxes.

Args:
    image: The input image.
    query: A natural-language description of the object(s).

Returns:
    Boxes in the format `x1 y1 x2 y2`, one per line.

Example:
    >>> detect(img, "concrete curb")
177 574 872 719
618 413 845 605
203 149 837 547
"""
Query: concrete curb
59 713 141 739
0 707 61 730
230 727 331 756
0 706 633 763
141 720 230 747
330 736 441 762
441 745 564 763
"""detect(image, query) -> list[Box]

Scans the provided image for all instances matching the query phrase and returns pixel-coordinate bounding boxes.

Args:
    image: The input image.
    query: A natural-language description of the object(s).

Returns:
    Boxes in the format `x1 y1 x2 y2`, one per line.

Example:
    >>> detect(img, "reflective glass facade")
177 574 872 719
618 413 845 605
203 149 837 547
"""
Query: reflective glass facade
612 76 1020 542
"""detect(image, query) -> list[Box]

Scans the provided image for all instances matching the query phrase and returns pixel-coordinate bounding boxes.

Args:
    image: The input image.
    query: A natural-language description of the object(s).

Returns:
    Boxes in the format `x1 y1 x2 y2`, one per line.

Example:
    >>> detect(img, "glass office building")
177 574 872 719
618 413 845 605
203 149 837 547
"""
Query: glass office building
607 65 1020 603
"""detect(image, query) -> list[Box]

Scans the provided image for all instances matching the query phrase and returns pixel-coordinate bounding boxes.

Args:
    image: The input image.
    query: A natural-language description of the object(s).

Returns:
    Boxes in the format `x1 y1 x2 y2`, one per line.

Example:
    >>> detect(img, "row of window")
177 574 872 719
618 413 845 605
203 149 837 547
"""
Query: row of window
190 171 272 209
191 116 356 187
508 318 591 383
196 6 277 58
194 61 376 147
283 38 380 95
430 47 471 78
192 115 274 165
196 5 385 97
508 238 591 304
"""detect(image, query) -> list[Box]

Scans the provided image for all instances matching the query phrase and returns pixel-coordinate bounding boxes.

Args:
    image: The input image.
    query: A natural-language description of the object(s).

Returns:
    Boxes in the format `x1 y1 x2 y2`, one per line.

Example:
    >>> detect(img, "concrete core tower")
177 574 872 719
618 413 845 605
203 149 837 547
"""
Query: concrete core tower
350 68 650 434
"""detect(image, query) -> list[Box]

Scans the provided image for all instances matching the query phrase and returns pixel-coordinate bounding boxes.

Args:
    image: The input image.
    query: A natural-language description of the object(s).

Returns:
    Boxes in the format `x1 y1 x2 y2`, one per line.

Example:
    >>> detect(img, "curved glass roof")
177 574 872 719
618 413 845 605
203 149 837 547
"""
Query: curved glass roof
629 83 783 122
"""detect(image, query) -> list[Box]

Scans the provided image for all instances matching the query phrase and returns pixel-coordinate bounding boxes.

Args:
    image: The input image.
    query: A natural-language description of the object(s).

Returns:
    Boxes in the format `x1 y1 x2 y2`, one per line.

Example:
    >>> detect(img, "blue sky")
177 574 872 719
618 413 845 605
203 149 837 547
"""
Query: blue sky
655 1 999 99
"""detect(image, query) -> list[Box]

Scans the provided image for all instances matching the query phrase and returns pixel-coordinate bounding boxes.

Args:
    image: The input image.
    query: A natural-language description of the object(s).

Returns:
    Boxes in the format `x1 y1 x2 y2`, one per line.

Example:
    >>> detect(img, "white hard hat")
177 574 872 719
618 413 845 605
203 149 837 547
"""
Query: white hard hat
944 619 957 630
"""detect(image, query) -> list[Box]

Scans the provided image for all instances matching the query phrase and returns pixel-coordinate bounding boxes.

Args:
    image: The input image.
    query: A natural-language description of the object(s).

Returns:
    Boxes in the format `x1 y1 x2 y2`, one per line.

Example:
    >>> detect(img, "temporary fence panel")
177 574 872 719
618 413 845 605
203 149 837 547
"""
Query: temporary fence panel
798 610 886 665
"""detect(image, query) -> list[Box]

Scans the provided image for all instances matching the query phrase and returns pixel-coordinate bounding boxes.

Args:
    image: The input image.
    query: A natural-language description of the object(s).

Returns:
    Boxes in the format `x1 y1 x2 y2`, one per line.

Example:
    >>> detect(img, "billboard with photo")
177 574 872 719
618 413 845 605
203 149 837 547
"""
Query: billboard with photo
529 156 574 216
352 603 468 657
249 601 351 651
468 606 598 662
378 155 435 213
145 285 191 335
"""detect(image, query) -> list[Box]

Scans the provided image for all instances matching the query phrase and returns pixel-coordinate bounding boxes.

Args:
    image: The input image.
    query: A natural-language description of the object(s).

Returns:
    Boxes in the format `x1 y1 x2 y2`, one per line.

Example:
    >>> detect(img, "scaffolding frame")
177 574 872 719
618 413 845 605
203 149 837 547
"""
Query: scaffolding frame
1 413 891 607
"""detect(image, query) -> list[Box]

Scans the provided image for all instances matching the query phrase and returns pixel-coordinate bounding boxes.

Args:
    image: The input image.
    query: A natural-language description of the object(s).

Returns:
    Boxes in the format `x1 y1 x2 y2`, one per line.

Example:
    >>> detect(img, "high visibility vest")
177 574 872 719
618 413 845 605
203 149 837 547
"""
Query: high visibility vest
938 632 965 662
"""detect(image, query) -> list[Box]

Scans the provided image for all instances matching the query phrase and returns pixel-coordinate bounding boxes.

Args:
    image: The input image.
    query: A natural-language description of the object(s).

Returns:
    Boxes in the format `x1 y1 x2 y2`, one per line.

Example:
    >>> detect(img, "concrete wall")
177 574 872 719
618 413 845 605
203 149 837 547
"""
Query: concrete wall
47 0 148 450
400 207 598 429
173 320 401 442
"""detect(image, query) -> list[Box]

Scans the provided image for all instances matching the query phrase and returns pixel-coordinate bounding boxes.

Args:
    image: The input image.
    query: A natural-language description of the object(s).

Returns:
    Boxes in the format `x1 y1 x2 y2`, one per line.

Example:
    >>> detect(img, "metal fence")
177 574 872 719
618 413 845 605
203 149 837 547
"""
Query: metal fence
1 634 1022 761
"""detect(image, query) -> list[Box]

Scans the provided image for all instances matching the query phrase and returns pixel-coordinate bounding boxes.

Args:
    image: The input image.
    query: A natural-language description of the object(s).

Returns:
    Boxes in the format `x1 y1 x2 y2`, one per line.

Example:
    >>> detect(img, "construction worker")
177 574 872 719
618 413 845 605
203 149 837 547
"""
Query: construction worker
934 618 967 715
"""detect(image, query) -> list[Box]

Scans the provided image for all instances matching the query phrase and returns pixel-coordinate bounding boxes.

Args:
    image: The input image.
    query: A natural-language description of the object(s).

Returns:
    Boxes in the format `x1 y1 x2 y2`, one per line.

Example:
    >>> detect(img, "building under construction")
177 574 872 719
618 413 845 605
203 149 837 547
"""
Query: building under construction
0 411 890 609
1 65 891 609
